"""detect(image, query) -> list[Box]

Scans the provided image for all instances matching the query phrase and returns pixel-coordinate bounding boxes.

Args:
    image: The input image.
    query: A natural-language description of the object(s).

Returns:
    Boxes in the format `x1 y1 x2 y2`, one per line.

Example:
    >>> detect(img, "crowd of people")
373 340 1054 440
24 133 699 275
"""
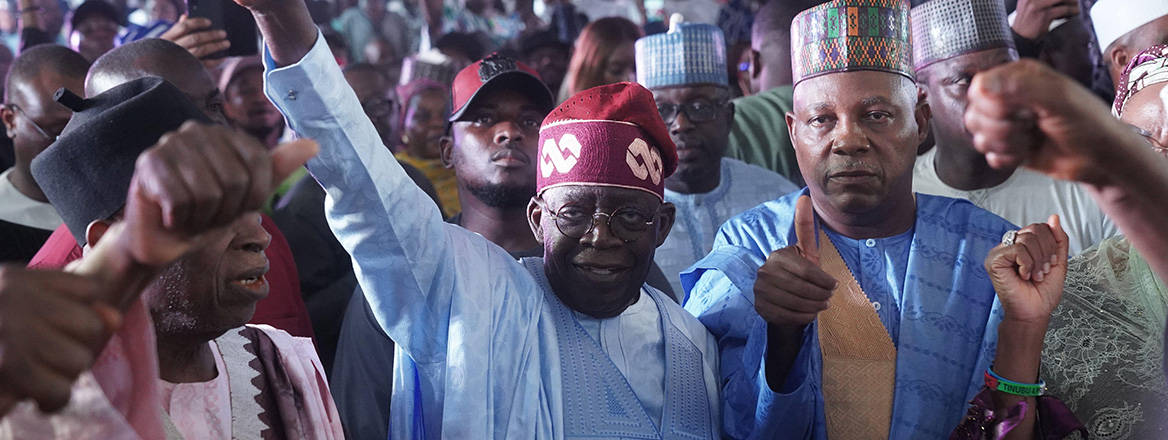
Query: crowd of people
0 0 1164 438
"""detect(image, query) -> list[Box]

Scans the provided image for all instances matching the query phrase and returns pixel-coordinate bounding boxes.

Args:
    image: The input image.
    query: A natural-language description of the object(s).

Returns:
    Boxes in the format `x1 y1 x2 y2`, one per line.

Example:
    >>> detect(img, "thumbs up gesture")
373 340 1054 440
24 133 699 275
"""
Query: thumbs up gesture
754 196 839 329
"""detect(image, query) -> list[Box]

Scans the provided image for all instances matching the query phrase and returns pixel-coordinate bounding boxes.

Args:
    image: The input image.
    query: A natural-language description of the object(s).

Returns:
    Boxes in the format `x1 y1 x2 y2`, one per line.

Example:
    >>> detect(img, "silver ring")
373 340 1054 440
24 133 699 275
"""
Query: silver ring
1001 230 1018 246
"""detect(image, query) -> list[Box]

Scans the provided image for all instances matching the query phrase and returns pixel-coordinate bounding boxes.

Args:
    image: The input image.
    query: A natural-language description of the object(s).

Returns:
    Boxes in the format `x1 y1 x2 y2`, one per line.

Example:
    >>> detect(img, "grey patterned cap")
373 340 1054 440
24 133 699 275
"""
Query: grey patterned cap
635 16 728 89
910 0 1015 71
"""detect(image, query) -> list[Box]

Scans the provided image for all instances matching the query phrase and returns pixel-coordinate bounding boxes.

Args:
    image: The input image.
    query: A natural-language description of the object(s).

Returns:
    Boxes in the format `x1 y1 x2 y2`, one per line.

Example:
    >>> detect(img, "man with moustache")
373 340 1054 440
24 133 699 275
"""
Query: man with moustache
911 0 1117 255
241 0 721 437
635 20 796 294
684 0 1069 437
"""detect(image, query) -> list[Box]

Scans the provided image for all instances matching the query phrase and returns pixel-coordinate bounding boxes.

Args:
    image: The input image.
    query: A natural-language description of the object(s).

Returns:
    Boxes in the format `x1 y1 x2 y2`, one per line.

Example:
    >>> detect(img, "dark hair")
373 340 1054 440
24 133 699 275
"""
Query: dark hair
5 44 90 104
434 32 488 64
559 17 641 100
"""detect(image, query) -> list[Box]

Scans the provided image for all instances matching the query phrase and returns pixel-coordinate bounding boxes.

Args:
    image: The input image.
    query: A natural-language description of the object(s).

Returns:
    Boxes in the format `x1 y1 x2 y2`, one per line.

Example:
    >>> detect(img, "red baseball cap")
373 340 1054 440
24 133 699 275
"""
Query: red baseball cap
448 53 555 122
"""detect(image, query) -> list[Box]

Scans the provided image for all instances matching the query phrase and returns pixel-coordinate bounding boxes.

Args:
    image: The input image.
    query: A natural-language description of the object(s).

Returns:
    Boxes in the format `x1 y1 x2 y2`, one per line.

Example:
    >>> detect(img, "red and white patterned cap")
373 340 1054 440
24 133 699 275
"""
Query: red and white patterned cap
536 82 678 200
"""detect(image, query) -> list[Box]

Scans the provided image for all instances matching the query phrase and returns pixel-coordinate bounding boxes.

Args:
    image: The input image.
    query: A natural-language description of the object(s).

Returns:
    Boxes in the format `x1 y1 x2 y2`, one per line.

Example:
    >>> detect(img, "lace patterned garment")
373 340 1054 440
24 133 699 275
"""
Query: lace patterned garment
1041 236 1168 439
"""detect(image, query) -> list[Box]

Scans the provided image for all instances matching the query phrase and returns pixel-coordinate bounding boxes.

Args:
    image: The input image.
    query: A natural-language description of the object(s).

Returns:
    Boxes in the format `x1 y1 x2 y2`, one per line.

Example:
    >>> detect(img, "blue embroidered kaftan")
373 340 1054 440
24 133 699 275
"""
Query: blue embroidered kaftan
682 189 1016 439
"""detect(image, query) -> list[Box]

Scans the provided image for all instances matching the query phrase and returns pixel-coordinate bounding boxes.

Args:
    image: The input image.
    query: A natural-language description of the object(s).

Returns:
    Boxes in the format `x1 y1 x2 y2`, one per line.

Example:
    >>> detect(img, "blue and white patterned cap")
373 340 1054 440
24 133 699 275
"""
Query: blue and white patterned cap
635 16 728 89
910 0 1015 71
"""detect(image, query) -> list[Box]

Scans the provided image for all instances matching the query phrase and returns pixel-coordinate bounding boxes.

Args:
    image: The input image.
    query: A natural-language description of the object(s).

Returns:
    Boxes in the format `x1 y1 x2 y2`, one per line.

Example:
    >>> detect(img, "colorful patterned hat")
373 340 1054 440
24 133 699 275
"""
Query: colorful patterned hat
791 0 913 86
634 16 728 89
910 0 1015 71
538 82 677 200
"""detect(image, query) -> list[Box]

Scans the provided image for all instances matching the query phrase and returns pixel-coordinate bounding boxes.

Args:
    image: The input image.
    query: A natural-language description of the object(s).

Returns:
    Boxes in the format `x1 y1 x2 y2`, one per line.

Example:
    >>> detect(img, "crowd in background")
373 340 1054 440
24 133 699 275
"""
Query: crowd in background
0 0 1164 438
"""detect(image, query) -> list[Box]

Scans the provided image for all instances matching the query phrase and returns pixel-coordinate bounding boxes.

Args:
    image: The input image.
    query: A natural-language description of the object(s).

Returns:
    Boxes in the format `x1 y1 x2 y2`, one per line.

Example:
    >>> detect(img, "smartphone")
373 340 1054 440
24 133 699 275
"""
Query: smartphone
188 0 259 59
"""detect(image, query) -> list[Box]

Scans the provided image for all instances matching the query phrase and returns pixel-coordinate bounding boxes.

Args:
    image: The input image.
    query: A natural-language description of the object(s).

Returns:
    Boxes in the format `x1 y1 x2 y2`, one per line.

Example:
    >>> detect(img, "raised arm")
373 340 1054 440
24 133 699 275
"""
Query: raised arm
966 59 1168 285
237 0 506 363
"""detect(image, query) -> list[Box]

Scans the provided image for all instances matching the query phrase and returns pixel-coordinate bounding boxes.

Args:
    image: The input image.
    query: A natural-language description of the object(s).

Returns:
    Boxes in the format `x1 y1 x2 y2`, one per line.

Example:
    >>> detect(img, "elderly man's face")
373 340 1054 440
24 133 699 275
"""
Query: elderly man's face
446 87 544 208
1121 81 1168 158
144 213 271 340
919 48 1015 153
652 84 733 191
530 185 675 318
786 71 928 216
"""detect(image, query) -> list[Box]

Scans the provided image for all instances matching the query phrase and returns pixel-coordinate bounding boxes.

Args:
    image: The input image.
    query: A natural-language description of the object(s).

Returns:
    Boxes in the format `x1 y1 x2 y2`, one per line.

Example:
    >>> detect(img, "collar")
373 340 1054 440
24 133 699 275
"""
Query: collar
0 168 62 230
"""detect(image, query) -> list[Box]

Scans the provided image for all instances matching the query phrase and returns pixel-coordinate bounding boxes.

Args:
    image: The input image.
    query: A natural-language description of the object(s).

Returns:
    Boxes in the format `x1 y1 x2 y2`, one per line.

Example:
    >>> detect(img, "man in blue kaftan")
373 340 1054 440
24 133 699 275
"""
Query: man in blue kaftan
244 1 722 438
681 0 1030 438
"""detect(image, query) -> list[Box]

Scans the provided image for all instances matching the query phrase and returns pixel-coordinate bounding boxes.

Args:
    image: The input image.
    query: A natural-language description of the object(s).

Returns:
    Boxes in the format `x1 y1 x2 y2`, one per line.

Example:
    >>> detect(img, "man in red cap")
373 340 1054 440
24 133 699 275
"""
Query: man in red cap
237 0 722 437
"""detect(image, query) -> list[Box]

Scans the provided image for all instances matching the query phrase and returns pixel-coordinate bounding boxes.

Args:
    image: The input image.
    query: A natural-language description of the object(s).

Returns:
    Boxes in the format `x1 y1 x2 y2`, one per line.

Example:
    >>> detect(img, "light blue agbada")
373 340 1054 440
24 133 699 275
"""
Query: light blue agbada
263 32 721 439
682 189 1017 439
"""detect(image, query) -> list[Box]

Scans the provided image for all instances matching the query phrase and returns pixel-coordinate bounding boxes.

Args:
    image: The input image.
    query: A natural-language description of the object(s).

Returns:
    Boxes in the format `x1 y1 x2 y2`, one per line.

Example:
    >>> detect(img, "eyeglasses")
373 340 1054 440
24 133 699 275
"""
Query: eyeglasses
656 99 728 124
4 103 56 142
541 201 659 243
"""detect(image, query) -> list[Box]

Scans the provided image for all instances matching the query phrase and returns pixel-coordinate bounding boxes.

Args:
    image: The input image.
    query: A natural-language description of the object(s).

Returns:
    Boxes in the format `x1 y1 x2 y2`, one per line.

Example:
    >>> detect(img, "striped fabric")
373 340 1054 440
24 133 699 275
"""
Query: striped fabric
635 22 728 89
791 0 914 86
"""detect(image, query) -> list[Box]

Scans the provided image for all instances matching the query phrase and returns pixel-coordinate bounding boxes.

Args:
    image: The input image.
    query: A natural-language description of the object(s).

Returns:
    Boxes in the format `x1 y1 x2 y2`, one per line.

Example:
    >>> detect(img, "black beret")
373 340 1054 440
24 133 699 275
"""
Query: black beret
30 76 211 245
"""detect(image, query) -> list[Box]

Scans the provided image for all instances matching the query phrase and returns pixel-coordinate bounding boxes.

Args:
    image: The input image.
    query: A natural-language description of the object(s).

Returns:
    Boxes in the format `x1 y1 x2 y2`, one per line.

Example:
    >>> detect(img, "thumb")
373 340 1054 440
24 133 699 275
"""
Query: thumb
1047 214 1069 265
794 195 819 265
269 139 318 188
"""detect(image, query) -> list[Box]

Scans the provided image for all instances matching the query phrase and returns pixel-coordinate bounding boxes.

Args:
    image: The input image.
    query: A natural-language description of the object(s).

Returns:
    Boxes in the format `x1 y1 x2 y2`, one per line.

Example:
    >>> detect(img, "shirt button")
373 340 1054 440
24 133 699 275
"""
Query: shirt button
865 238 876 248
872 301 882 311
286 90 298 100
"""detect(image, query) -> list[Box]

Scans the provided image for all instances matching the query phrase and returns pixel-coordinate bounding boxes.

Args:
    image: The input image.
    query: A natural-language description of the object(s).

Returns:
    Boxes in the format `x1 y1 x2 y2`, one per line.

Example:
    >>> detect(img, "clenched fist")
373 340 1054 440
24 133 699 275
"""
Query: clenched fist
986 215 1069 326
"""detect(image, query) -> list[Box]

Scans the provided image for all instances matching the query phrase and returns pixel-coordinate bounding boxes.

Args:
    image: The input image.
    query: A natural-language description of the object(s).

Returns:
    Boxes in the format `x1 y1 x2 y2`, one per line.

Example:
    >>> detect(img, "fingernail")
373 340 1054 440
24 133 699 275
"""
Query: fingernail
1043 262 1050 273
1035 271 1045 282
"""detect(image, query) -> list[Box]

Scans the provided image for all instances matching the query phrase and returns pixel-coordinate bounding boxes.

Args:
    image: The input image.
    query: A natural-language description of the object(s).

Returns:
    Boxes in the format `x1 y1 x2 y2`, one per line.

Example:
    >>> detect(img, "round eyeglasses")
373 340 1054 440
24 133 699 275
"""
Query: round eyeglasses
541 202 659 243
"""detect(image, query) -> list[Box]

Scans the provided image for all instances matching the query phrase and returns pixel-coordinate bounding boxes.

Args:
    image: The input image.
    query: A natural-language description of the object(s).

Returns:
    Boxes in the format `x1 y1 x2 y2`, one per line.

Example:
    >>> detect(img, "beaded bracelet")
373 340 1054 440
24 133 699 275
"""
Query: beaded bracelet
984 368 1046 397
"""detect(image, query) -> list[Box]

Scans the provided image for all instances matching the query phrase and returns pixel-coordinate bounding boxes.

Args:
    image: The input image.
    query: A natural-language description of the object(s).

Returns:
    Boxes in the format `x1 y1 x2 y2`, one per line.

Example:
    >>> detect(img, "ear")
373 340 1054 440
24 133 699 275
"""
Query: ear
439 135 454 169
784 110 797 140
653 202 676 247
84 219 114 249
1109 45 1130 82
749 49 762 80
914 86 931 144
526 197 545 246
1 106 15 138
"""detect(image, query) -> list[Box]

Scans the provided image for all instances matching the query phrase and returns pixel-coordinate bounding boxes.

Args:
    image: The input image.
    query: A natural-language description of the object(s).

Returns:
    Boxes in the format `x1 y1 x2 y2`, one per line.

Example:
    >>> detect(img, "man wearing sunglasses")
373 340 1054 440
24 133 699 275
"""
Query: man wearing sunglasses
0 44 88 262
635 20 797 295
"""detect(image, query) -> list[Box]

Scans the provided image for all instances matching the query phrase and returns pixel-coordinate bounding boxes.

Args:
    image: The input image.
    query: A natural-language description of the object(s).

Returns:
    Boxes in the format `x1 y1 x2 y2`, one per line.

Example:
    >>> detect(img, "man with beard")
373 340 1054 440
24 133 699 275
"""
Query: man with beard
244 0 721 436
0 45 88 262
635 20 796 294
684 0 1070 437
911 0 1117 255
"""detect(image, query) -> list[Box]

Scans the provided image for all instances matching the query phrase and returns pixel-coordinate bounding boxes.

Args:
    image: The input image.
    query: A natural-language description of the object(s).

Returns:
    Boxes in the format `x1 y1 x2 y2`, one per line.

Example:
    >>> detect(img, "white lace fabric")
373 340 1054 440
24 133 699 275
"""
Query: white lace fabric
1041 236 1168 439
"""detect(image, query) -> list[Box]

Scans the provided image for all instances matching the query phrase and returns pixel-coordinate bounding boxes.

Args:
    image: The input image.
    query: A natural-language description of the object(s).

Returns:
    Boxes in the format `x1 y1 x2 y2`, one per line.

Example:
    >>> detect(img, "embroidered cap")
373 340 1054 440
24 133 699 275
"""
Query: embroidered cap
449 52 554 122
537 82 677 200
1091 0 1168 54
790 0 914 86
634 16 728 89
1113 45 1168 117
910 0 1015 71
